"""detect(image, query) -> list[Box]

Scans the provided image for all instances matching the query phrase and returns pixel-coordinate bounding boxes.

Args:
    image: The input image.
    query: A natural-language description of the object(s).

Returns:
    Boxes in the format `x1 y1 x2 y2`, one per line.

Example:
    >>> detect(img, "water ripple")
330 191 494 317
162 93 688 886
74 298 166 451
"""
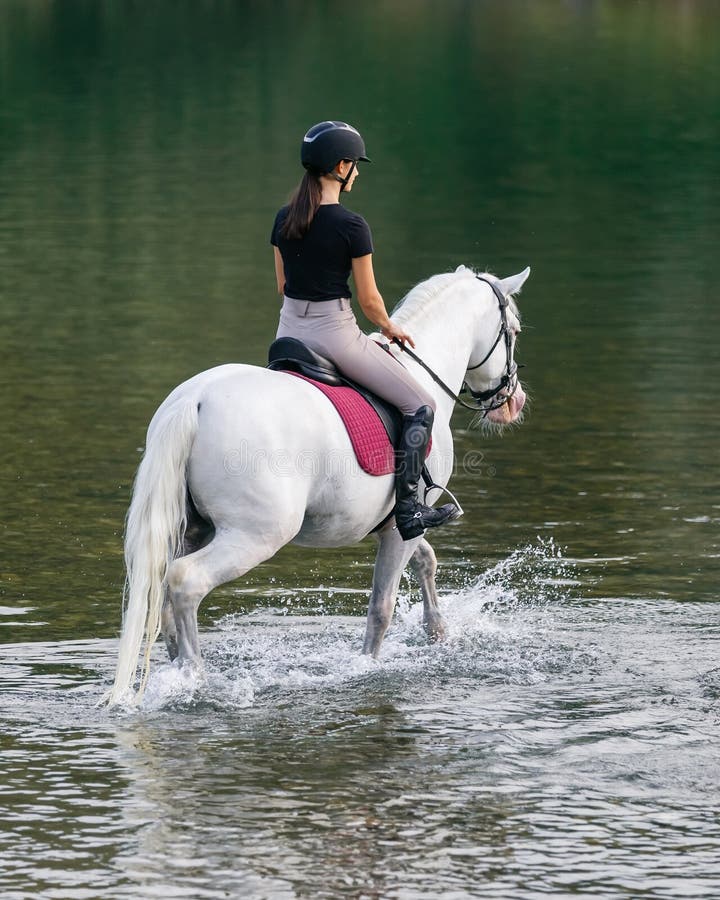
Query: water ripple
2 547 719 898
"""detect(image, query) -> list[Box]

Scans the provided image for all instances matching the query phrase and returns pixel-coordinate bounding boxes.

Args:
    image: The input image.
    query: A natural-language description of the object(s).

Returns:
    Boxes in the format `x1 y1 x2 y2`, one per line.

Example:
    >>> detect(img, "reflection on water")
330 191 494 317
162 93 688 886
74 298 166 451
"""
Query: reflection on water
2 1 720 897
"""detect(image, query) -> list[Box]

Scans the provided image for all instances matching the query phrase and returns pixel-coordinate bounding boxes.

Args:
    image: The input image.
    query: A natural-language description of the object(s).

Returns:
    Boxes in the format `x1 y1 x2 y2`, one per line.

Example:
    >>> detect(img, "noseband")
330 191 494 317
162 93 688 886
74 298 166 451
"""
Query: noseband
392 275 519 417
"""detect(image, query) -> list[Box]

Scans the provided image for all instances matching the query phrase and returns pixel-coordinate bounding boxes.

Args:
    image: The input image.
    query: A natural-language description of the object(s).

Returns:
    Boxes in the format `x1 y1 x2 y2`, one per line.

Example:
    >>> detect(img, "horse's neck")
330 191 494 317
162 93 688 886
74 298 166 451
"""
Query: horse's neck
394 279 482 418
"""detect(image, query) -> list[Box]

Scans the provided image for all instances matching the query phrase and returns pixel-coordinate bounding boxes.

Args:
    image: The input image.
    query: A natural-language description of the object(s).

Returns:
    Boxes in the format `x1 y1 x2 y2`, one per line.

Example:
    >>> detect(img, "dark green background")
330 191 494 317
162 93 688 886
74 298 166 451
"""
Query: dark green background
1 0 718 632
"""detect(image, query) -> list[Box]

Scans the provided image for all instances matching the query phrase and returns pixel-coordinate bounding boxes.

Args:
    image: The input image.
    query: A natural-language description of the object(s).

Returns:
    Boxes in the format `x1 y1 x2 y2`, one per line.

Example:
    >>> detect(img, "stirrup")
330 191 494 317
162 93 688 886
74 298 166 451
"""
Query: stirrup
392 483 464 540
422 480 464 519
394 499 461 540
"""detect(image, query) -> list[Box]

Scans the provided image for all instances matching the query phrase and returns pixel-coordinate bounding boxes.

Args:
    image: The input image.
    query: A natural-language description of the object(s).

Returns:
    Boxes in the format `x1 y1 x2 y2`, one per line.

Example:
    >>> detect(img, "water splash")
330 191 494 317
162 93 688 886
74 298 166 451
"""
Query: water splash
137 538 575 712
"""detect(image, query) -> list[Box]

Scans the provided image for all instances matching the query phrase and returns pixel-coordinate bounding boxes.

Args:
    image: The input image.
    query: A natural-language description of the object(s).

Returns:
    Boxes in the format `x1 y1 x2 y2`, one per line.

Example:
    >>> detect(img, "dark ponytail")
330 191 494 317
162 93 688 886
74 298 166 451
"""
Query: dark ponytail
280 171 322 240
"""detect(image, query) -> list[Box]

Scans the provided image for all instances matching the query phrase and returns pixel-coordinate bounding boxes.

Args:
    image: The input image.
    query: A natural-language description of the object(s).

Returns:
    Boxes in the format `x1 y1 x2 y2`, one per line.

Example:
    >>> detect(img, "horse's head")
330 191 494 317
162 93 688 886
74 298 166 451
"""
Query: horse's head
462 266 530 426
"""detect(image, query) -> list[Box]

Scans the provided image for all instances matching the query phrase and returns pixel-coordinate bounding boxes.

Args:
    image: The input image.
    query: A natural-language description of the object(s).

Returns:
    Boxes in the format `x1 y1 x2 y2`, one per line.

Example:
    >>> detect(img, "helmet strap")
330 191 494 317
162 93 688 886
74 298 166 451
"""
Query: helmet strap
331 160 356 191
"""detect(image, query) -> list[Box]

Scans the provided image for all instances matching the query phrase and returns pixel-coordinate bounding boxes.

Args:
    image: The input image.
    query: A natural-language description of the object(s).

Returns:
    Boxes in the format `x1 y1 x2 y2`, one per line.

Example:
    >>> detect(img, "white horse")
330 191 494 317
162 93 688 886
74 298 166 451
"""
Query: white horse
105 265 530 706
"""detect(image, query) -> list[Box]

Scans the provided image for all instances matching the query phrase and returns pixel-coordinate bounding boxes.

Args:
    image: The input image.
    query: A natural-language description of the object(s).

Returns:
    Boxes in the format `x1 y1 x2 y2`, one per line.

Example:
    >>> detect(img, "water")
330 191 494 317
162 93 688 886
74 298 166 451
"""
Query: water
3 548 719 897
2 2 720 897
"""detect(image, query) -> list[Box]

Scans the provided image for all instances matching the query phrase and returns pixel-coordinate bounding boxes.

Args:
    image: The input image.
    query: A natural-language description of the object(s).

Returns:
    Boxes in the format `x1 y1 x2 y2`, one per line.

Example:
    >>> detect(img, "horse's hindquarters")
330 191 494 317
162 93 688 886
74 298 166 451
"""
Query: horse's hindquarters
186 368 394 545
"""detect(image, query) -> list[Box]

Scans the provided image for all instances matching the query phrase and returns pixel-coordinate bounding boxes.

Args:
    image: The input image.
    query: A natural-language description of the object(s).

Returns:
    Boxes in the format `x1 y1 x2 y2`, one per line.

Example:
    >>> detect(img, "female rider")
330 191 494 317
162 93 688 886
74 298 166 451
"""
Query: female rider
271 121 458 540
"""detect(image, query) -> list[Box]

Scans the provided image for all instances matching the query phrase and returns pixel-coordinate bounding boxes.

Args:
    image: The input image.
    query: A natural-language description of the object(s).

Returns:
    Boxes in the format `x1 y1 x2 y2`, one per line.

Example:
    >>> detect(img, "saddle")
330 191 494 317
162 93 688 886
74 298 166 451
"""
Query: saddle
267 337 404 450
267 337 440 532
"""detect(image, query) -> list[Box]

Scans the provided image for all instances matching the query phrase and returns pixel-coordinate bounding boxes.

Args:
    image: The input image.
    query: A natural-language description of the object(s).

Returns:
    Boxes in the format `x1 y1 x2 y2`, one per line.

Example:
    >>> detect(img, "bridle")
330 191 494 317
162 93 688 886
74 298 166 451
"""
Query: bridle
462 275 520 413
393 275 520 417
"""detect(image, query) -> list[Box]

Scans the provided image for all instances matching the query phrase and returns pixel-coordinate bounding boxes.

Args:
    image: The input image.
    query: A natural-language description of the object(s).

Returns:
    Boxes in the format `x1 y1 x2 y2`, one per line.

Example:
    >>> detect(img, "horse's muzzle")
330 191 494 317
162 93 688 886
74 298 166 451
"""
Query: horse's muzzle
486 382 526 424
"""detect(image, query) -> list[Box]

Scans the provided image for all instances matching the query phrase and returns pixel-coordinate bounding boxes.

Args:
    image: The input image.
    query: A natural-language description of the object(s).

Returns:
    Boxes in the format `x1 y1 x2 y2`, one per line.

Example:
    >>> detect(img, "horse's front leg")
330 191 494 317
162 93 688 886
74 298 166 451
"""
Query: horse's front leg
363 526 421 657
408 538 446 642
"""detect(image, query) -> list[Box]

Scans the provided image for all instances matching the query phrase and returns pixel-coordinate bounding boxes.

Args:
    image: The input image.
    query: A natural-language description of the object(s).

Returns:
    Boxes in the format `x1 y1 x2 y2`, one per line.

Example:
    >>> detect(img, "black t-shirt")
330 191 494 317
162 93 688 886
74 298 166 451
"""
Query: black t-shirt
270 203 373 301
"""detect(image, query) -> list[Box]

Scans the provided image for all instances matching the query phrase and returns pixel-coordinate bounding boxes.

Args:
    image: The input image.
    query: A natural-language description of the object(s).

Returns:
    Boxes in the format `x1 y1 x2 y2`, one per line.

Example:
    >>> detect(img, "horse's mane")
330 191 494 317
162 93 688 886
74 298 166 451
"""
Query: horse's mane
391 265 479 325
391 265 520 325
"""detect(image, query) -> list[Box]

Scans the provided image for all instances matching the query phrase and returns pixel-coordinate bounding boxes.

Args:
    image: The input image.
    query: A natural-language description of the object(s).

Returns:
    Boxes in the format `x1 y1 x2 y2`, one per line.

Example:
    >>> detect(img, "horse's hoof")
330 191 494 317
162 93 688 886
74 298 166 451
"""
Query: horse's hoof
424 618 446 643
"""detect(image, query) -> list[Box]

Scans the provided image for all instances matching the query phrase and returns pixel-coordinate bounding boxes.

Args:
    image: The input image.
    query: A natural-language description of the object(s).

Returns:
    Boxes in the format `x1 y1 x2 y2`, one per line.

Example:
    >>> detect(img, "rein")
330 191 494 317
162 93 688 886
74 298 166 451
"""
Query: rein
392 275 519 417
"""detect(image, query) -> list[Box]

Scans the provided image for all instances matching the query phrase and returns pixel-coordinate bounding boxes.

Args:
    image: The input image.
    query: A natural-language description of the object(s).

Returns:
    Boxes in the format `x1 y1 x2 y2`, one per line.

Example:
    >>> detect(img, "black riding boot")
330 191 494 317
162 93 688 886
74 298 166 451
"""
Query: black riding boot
395 405 460 541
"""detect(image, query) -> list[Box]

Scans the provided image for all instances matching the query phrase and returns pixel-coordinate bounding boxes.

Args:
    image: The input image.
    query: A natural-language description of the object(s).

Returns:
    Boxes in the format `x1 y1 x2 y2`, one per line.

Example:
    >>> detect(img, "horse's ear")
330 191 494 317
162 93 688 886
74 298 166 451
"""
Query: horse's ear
498 267 531 298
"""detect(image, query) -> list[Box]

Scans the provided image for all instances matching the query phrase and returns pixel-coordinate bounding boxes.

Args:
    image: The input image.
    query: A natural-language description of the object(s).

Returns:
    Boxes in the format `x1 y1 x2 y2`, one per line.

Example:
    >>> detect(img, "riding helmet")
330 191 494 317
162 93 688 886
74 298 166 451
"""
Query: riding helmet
301 121 371 174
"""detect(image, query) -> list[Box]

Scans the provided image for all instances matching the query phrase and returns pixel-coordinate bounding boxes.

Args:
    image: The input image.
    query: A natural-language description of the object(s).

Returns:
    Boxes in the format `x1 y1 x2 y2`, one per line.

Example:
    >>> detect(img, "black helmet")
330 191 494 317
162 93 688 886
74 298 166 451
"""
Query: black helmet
301 121 371 174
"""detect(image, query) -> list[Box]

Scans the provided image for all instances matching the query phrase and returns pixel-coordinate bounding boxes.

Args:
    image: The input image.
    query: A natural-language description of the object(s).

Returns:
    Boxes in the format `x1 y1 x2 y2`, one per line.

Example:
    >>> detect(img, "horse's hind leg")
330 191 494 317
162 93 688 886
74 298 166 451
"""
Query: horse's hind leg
165 531 286 669
408 538 446 642
161 595 179 661
161 499 214 662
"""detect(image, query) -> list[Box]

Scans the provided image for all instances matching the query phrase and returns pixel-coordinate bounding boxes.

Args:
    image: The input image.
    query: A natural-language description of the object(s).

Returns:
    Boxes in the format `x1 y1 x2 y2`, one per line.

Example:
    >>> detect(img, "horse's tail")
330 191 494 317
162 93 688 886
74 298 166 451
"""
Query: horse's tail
103 397 199 707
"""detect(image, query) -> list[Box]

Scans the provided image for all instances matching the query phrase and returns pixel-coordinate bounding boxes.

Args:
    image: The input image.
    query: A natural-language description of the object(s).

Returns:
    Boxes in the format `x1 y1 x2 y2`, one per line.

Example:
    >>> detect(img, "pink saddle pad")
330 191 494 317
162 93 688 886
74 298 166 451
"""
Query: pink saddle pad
288 372 395 476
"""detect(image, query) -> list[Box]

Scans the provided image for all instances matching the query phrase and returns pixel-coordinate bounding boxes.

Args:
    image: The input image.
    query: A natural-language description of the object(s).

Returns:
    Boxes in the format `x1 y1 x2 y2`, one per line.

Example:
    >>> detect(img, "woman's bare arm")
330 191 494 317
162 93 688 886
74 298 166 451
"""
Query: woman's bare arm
273 246 286 295
352 254 415 347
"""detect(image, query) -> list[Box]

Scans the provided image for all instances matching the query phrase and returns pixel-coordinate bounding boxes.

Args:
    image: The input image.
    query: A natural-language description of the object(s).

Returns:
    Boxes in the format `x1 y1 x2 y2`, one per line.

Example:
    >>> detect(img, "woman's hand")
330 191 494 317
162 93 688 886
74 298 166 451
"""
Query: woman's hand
381 321 416 349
